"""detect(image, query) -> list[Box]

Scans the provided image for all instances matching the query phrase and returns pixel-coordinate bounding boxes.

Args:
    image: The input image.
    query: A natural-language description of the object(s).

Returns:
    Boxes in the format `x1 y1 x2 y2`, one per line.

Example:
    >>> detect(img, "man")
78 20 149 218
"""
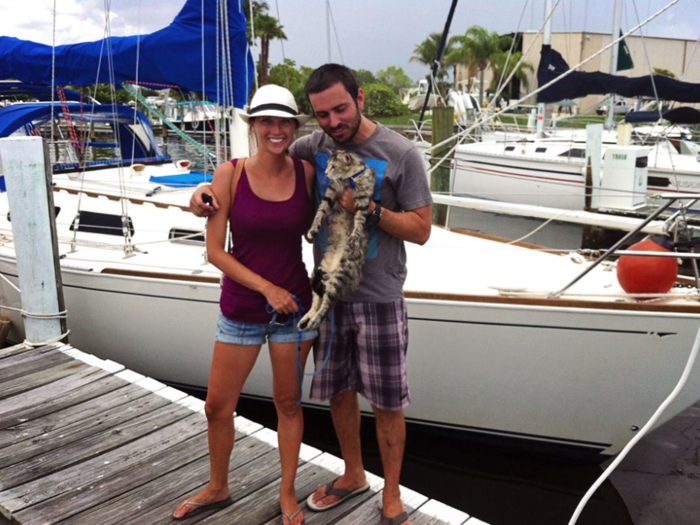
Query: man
191 65 432 525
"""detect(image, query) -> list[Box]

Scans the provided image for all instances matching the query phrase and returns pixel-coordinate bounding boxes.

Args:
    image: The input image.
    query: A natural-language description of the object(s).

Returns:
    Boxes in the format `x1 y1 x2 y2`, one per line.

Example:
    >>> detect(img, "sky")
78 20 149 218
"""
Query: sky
0 0 697 81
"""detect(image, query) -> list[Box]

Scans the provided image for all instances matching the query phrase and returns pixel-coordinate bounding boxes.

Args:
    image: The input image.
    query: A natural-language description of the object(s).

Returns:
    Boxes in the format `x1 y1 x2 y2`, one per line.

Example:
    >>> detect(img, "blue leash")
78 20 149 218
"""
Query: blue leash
265 297 334 405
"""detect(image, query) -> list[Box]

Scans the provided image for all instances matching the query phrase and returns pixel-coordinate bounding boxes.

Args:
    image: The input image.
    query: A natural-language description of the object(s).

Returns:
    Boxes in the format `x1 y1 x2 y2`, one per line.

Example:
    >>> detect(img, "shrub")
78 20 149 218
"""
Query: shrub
362 83 411 119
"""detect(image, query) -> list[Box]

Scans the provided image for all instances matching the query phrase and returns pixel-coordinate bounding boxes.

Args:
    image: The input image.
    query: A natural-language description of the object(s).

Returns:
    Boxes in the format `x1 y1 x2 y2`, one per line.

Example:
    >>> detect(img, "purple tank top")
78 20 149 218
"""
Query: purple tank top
220 157 313 323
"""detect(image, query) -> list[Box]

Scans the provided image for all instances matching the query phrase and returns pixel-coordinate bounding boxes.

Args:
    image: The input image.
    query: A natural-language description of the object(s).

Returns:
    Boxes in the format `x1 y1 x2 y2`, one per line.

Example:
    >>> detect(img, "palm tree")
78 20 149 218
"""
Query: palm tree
253 13 287 86
445 35 478 90
489 50 534 102
410 32 452 84
456 26 503 106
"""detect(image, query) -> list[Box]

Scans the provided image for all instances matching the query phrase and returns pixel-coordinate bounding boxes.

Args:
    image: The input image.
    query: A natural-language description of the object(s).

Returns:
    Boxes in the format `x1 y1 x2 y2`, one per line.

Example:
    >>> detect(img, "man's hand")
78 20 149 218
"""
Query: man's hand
339 187 356 213
190 185 219 217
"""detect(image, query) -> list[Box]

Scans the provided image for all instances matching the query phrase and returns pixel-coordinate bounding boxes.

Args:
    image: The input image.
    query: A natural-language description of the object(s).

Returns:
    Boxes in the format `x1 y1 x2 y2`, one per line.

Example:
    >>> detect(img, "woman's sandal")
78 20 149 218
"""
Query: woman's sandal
173 496 233 520
280 507 305 525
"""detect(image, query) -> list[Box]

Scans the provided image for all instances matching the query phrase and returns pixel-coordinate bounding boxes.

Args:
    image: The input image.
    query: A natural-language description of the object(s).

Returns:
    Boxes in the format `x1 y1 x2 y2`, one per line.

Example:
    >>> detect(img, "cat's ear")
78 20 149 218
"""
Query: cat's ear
342 152 353 166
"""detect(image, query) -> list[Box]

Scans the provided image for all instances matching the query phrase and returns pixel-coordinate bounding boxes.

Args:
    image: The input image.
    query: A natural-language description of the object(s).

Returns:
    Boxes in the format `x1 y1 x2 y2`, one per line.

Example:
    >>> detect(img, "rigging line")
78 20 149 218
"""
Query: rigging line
630 0 681 189
200 0 210 173
51 0 57 146
130 0 143 167
424 0 682 173
486 0 564 123
490 0 528 107
273 0 290 88
247 0 259 92
327 1 345 65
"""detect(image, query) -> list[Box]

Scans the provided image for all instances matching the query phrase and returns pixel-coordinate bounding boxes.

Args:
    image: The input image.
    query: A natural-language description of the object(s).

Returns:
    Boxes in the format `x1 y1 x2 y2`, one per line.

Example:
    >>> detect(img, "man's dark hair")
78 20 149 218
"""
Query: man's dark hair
304 64 359 102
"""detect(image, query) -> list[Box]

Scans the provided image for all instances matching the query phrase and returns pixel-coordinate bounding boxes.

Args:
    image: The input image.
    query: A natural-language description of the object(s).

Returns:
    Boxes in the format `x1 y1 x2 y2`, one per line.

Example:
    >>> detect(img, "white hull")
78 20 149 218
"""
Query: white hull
2 179 700 456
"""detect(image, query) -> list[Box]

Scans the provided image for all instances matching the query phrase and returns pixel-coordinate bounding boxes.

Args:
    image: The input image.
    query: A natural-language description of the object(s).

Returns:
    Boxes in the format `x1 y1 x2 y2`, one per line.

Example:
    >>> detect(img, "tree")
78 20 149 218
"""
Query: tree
254 13 287 86
653 67 676 78
410 32 453 96
376 66 414 95
352 69 378 86
362 83 411 119
268 59 313 115
452 26 503 105
488 50 534 100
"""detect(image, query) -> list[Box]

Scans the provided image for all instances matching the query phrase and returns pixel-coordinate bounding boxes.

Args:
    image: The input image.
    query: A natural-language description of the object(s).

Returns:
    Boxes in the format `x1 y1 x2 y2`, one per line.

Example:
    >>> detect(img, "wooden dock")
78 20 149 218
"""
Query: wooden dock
0 342 488 525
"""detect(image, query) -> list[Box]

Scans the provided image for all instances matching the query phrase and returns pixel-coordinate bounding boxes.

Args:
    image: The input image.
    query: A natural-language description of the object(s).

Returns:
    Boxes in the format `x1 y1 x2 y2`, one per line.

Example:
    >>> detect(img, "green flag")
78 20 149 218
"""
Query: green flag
617 30 634 71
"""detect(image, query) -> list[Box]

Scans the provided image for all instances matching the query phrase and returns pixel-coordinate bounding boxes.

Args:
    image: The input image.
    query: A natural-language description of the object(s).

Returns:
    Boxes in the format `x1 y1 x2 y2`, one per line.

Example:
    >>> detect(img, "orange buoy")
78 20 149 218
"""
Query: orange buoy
616 237 678 294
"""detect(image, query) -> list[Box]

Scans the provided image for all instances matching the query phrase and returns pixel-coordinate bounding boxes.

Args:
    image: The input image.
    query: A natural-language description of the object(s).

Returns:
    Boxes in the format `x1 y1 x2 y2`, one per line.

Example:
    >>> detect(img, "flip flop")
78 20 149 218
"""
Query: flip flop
380 510 410 525
306 477 370 512
280 507 305 525
172 496 233 520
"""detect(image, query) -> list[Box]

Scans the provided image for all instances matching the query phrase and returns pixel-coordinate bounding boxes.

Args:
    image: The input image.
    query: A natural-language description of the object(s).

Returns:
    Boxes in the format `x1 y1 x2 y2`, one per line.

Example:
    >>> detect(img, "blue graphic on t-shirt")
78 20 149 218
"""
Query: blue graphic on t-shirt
314 152 387 259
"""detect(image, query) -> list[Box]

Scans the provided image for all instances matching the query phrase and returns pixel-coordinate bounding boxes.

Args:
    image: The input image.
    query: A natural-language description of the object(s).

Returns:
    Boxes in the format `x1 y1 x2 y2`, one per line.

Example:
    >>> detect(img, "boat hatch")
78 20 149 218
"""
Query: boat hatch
558 148 586 158
169 228 205 245
69 211 135 237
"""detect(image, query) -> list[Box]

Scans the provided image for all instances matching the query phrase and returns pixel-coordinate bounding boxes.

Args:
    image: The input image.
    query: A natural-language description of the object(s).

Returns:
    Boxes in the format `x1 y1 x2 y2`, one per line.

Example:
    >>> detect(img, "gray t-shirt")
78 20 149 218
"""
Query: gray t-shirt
289 123 432 303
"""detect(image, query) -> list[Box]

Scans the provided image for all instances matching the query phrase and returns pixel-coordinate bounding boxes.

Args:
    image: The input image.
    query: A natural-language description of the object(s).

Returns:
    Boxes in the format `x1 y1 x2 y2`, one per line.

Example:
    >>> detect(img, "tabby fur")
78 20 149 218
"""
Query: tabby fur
298 151 376 331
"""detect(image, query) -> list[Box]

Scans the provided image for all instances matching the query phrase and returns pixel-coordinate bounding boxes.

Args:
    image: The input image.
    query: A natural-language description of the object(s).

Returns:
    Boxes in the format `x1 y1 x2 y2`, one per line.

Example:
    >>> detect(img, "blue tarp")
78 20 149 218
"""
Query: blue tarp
0 102 162 160
0 0 253 107
537 45 700 104
625 107 700 125
149 171 212 187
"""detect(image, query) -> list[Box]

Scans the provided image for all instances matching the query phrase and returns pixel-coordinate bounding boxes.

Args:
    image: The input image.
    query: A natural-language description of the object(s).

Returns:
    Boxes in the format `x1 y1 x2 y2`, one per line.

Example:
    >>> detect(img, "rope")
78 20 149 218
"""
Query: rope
23 330 71 348
0 305 67 319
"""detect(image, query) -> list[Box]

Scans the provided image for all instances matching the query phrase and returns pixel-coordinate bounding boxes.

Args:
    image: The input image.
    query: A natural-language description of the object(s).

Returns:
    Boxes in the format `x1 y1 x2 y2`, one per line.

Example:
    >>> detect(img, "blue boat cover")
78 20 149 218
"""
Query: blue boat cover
0 0 253 107
625 107 700 125
0 102 162 160
149 171 213 187
537 45 700 104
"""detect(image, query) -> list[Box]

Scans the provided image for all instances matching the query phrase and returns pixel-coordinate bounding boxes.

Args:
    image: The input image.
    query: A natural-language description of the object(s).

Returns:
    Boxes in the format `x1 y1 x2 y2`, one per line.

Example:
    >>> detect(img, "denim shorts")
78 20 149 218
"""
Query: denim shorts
215 312 318 346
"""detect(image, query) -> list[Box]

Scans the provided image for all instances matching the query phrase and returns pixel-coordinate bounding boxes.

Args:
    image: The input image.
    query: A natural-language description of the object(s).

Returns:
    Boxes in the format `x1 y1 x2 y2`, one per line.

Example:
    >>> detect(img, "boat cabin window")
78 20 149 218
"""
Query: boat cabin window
636 156 648 168
535 147 547 153
647 176 670 188
504 146 515 152
169 228 205 245
70 211 135 237
558 148 586 158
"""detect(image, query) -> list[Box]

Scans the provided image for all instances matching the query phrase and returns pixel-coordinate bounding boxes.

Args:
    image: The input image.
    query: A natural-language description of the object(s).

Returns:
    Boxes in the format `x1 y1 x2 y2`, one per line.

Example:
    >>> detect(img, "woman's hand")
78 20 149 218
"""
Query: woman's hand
191 185 219 217
261 284 299 314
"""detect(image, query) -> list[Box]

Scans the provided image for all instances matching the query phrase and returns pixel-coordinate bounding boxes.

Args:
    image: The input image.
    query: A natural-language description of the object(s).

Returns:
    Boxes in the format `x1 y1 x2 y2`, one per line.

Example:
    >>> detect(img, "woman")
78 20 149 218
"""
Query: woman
173 85 316 525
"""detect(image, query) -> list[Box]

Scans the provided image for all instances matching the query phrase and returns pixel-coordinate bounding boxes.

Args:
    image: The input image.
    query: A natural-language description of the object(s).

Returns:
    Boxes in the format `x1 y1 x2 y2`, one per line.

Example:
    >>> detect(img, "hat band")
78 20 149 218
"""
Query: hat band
248 103 299 117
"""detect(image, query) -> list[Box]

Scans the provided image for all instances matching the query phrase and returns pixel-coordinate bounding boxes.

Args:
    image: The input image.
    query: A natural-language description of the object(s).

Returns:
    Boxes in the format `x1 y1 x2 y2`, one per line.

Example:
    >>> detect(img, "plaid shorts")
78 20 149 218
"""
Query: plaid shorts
309 298 411 412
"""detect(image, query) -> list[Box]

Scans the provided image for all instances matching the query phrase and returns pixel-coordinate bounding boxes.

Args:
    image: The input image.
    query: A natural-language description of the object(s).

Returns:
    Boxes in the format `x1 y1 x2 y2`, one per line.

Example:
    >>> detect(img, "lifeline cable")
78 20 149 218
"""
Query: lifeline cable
568 320 700 525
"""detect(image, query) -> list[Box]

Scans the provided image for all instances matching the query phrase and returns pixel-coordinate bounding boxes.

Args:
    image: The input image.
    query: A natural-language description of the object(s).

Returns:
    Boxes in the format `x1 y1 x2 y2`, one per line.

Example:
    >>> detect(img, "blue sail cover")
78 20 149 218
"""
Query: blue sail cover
537 45 700 104
0 0 253 107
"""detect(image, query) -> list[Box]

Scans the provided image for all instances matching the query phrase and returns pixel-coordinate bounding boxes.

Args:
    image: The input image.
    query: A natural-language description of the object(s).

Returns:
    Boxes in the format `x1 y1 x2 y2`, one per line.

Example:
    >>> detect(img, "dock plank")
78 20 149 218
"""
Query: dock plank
0 411 206 513
0 369 120 427
35 420 264 525
0 343 62 361
0 382 149 449
0 390 173 470
0 359 89 399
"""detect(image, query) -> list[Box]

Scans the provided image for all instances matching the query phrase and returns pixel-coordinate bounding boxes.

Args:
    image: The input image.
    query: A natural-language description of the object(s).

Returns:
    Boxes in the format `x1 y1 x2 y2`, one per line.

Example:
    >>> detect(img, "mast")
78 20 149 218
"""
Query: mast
605 0 623 130
536 0 553 138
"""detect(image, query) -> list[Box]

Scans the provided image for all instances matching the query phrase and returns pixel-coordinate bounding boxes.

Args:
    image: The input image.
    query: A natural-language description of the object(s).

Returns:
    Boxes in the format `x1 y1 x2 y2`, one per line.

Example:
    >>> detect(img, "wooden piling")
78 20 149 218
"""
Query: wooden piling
431 106 455 226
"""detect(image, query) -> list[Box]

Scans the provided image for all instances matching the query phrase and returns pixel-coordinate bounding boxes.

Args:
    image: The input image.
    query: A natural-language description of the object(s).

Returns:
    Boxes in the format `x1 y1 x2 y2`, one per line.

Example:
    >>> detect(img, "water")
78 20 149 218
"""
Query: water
165 131 700 525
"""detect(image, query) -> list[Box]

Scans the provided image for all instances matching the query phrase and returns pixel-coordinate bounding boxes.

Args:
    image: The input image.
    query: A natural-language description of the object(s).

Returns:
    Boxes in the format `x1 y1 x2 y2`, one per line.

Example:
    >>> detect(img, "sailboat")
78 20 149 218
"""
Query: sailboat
2 0 700 459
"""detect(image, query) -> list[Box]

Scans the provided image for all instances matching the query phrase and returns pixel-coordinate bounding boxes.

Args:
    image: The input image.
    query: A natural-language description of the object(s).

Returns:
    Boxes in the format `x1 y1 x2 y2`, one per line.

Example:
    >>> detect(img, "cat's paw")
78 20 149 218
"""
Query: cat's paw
305 230 317 243
348 236 360 251
298 312 321 332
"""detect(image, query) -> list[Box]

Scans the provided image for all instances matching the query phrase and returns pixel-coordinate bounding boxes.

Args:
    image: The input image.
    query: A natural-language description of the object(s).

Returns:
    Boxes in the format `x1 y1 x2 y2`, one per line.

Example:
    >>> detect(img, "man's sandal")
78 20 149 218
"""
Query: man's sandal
306 478 370 511
172 496 233 520
380 510 410 525
280 507 305 524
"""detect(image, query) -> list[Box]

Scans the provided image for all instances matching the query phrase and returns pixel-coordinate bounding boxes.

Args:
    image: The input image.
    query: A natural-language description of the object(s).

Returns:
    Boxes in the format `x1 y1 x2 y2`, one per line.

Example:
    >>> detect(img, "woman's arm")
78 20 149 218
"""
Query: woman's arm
301 159 315 198
206 163 299 314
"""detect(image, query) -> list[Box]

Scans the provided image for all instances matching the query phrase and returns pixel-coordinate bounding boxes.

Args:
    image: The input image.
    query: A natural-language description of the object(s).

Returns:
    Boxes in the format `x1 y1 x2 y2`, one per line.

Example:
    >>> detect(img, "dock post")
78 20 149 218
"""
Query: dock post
0 137 67 345
431 106 454 226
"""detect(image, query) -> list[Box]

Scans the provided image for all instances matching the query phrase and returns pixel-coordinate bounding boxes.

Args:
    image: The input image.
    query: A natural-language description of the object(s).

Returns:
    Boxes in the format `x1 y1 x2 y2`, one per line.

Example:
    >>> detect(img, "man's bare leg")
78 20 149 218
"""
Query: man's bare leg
310 389 368 508
374 406 409 525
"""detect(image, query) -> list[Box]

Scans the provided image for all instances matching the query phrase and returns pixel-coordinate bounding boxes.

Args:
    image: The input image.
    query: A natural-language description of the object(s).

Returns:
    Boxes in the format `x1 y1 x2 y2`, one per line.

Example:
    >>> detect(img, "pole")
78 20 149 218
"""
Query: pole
0 137 67 345
418 0 460 124
537 0 554 138
606 0 623 130
431 106 455 226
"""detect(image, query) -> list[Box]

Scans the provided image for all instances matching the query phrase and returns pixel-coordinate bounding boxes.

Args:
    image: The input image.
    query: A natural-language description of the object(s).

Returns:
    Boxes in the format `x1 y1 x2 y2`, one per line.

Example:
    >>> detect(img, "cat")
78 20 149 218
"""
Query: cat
297 150 376 331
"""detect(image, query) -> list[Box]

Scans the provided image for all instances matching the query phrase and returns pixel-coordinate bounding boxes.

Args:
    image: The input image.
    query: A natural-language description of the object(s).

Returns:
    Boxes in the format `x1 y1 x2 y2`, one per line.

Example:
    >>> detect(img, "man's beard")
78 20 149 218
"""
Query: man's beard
325 106 361 144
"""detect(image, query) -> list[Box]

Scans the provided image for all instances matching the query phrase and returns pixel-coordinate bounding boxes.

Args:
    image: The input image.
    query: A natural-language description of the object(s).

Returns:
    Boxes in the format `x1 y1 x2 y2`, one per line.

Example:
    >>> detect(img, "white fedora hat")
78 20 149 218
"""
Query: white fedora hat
240 84 309 126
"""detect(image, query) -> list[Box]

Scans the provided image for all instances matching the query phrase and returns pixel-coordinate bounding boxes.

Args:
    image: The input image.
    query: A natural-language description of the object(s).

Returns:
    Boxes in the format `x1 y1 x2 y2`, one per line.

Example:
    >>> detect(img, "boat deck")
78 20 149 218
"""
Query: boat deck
0 342 486 525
